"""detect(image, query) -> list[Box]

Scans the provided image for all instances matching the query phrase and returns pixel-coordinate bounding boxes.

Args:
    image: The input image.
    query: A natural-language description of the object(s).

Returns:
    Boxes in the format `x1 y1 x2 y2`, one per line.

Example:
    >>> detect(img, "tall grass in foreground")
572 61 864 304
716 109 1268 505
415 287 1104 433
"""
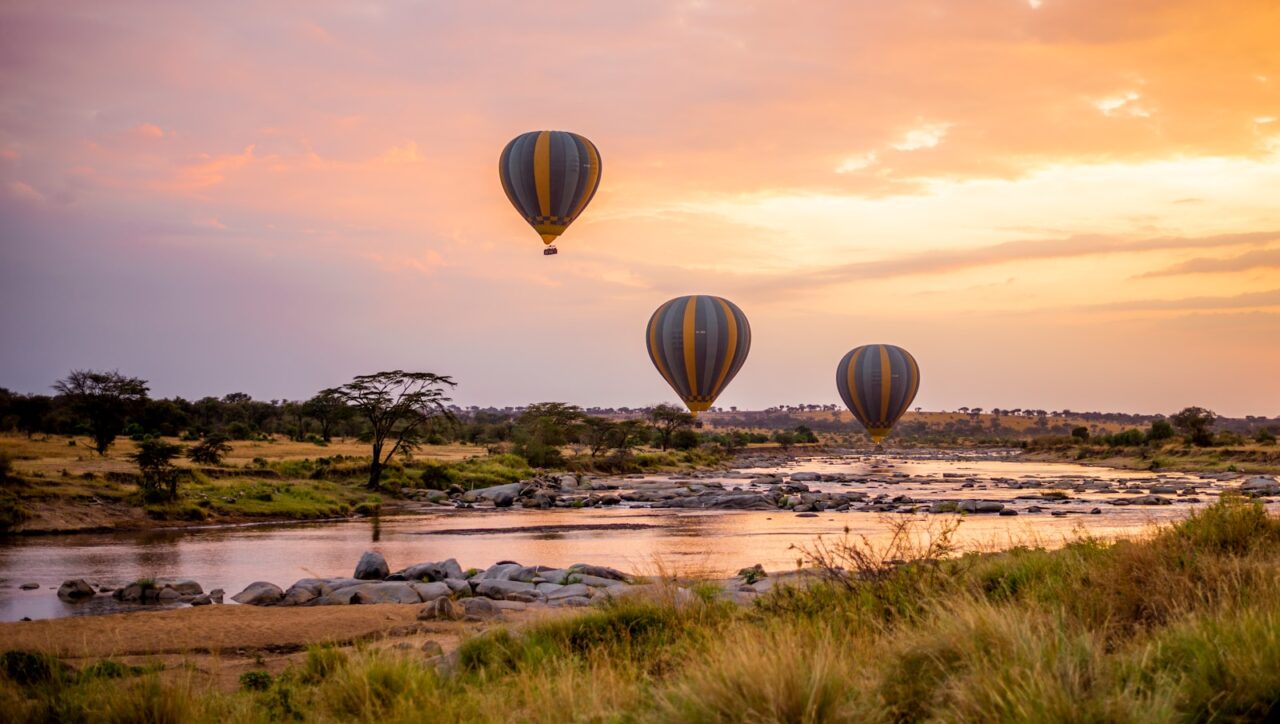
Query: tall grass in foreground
4 496 1279 722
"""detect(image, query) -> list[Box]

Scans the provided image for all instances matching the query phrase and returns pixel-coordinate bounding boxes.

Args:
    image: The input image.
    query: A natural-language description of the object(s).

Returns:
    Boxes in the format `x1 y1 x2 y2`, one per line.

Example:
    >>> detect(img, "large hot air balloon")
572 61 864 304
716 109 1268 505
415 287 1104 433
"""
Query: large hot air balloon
646 295 751 414
836 344 920 444
498 130 602 256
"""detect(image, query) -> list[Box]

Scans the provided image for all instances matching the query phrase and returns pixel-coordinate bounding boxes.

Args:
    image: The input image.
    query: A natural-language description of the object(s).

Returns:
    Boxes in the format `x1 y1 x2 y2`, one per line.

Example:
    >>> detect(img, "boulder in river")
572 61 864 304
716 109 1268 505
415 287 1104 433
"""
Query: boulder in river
1241 476 1280 497
354 551 390 580
57 579 95 602
19 582 40 591
231 581 285 606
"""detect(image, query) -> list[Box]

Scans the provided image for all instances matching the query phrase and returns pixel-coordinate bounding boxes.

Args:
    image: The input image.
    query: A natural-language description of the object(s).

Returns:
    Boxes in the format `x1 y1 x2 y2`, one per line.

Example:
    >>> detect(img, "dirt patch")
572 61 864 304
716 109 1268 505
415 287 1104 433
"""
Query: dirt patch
0 601 572 692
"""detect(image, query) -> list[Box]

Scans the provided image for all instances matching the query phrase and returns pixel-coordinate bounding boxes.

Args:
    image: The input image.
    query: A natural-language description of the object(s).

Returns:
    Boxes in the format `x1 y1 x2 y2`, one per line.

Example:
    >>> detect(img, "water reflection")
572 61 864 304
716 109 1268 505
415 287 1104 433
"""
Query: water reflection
0 455 1259 622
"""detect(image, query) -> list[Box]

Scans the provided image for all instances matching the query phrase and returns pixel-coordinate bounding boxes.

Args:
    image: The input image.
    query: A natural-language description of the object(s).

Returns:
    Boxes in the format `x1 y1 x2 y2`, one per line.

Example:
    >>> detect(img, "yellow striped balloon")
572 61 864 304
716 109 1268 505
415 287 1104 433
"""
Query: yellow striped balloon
836 344 920 443
498 130 602 248
646 295 751 414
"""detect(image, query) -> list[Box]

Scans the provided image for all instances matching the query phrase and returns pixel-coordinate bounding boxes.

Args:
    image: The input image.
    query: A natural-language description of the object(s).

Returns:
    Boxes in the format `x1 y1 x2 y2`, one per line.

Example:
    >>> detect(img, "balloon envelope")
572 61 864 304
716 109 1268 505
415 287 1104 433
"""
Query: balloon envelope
498 130 602 246
646 295 751 413
836 344 920 443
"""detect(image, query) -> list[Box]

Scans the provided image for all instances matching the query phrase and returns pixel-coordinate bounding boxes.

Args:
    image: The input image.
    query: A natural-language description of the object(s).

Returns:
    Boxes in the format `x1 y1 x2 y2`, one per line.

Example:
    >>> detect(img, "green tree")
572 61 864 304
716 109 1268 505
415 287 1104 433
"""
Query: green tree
53 370 149 455
187 433 232 465
129 437 184 501
579 417 618 458
303 392 350 442
322 371 456 489
1148 419 1175 443
1071 426 1090 442
773 430 797 449
1171 406 1217 447
513 402 583 468
646 403 695 451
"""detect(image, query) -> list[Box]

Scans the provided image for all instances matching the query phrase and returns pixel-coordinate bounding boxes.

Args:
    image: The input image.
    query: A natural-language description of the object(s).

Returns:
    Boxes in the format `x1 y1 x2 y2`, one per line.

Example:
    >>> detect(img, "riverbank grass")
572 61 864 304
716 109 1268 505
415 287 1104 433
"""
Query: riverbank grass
4 496 1278 721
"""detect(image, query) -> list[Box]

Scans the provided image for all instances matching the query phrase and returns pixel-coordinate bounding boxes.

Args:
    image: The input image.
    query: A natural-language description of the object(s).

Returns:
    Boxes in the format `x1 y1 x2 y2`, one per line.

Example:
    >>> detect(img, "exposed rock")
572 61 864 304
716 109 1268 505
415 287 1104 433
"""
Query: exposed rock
1241 476 1280 496
957 500 1005 514
460 596 500 619
443 578 471 594
157 587 182 601
354 551 390 580
475 579 536 599
481 562 523 580
569 564 628 582
157 579 203 596
347 582 421 604
546 583 591 600
789 472 821 481
796 512 819 518
57 579 95 602
409 581 451 602
418 597 461 621
232 581 284 606
190 594 213 606
19 582 38 591
210 588 225 604
493 490 516 507
421 641 445 657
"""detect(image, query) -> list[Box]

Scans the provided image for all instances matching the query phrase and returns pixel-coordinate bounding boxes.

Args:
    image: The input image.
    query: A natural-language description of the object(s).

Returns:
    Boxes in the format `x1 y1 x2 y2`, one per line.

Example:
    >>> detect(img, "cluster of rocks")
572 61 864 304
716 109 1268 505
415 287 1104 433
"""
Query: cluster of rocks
229 551 638 618
42 577 224 606
404 474 625 510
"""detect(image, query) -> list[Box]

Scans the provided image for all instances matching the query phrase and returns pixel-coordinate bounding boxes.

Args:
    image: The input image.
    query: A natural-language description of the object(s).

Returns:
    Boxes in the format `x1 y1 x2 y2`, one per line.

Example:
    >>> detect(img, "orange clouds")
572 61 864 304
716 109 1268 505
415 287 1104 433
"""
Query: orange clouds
1 0 1278 414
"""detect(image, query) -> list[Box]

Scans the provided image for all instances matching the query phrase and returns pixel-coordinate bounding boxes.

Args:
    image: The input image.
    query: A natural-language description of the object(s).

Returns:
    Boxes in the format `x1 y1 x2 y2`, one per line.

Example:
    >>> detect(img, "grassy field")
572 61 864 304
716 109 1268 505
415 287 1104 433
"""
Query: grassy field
0 433 732 534
2 496 1277 721
0 434 487 534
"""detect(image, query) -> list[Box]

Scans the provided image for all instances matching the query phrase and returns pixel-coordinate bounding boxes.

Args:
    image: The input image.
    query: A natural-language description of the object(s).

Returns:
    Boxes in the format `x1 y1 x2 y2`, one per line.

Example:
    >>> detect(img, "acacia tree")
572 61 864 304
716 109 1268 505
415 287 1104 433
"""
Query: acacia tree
303 392 350 442
646 403 695 451
53 370 149 455
1171 406 1217 447
322 371 455 489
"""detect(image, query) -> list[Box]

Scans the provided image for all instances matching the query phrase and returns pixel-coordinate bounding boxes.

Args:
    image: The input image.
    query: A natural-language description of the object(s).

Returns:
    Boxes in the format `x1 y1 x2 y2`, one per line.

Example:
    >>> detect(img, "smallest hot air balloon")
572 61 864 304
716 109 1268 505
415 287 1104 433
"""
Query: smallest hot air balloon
836 344 920 444
498 130 602 256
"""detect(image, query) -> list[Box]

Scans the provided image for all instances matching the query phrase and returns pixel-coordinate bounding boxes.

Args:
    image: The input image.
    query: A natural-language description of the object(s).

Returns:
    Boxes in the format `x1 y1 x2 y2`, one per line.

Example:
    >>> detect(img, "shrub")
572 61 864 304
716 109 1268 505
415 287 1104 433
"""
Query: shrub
187 433 232 465
128 437 184 502
240 670 273 691
1 650 67 686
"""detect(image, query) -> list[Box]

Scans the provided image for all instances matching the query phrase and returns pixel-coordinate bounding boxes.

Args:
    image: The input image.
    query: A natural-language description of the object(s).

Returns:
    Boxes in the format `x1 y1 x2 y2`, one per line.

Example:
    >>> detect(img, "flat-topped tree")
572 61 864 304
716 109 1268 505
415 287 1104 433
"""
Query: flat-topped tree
322 371 455 489
647 403 695 451
53 369 149 455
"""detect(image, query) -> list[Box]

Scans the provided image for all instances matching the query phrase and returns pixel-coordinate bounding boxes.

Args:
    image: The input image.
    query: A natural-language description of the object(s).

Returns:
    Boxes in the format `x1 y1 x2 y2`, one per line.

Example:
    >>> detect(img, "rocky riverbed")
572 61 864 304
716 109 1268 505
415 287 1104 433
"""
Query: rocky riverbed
34 551 786 622
5 451 1277 621
401 450 1280 518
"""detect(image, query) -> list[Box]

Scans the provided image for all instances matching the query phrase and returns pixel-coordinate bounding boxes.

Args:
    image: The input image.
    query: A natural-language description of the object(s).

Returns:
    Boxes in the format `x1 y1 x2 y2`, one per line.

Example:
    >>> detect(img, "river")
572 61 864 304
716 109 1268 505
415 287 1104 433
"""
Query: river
0 452 1255 622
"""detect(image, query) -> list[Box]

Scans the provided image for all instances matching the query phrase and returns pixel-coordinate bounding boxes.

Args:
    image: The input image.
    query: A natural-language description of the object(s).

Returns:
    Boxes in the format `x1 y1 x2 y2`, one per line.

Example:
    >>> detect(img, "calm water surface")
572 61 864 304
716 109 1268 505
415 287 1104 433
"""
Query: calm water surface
0 454 1246 622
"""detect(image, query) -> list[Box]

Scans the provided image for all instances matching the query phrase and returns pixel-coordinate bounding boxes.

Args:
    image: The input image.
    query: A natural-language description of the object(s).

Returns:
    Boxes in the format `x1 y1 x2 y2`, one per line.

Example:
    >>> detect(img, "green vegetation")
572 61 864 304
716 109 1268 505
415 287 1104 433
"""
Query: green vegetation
4 497 1278 721
419 453 534 490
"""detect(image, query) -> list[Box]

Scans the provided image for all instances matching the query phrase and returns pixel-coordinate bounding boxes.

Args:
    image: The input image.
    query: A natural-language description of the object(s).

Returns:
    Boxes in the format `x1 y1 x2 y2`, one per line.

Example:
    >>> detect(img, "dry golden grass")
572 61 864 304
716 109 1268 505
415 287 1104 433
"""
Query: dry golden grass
0 433 482 477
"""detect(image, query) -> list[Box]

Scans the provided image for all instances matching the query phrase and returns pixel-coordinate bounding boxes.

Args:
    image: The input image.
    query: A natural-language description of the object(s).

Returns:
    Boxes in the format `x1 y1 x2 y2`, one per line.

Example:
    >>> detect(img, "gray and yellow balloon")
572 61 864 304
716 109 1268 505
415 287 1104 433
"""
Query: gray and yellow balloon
836 344 920 443
646 295 751 414
498 130 602 252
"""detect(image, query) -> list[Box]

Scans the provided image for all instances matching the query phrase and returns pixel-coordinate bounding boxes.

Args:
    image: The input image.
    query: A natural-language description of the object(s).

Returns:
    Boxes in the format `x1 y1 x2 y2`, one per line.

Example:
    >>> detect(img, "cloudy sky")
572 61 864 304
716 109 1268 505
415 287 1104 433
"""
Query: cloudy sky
2 0 1278 416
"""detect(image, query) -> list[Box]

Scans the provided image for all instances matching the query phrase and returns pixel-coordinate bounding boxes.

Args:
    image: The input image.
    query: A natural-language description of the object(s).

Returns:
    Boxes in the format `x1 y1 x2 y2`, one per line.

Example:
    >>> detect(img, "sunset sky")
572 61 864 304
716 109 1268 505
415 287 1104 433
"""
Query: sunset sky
2 1 1278 416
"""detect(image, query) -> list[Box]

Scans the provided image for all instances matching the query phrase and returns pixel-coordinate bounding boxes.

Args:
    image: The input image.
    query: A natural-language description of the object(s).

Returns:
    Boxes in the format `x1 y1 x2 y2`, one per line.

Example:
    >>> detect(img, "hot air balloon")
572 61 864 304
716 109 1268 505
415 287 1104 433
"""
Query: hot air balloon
498 130 602 256
646 295 751 414
836 344 920 444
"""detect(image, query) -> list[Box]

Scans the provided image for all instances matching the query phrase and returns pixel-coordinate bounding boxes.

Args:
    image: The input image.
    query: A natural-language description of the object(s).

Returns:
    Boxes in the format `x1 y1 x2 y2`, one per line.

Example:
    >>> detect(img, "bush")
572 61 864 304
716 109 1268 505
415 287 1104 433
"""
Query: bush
187 433 232 465
127 437 184 502
1256 428 1278 445
240 670 273 691
1 650 67 686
